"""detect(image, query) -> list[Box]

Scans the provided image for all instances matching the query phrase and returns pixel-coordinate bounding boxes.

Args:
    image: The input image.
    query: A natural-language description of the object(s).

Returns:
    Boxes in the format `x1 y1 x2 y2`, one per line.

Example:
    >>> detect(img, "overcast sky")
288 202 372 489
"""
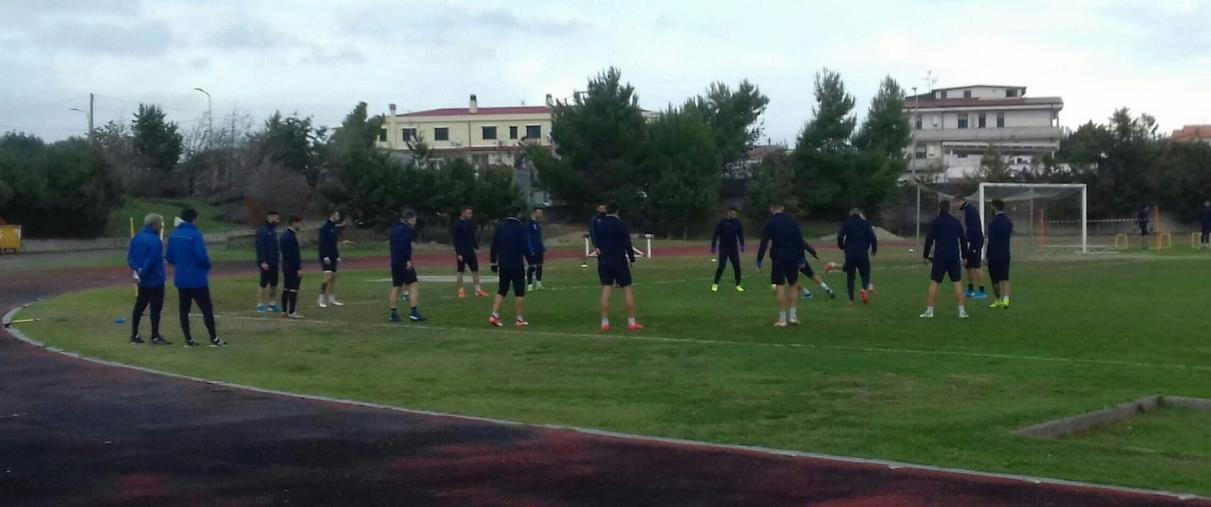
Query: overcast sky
2 0 1209 143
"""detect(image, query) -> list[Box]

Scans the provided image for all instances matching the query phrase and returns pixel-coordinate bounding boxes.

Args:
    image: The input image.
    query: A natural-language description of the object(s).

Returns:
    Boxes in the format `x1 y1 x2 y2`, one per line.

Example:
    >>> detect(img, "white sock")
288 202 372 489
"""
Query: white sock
926 306 934 314
516 315 524 322
492 311 499 318
778 311 787 322
627 316 636 325
601 317 609 326
789 307 797 320
820 283 830 290
959 305 967 313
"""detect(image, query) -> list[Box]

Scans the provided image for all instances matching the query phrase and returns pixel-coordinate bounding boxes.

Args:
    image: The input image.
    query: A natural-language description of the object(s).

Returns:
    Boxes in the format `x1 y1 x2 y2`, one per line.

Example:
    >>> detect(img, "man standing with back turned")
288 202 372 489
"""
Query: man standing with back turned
837 208 878 305
490 209 537 328
710 206 745 293
956 196 986 300
920 200 969 319
986 199 1014 309
317 210 344 308
127 213 170 345
389 210 425 323
596 203 642 332
756 202 807 327
166 208 226 346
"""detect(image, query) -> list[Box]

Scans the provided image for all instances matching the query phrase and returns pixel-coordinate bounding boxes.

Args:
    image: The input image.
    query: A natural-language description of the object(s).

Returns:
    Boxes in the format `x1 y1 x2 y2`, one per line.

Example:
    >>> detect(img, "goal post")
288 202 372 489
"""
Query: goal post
977 183 1088 254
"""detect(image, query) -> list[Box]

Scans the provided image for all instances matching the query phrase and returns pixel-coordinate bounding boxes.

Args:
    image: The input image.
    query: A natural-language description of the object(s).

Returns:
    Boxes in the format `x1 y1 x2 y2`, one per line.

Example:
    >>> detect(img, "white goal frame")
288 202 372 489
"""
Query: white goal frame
977 182 1087 254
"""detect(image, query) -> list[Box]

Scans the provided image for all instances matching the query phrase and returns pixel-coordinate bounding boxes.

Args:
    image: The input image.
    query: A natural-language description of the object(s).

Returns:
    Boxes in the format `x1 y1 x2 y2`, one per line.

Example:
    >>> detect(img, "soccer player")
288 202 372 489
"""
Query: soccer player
255 210 281 313
756 202 807 327
797 238 836 301
1199 200 1211 249
127 213 170 345
166 208 225 346
279 216 304 319
317 210 344 307
986 200 1014 309
596 203 642 332
1137 205 1151 250
920 200 970 319
526 208 547 290
389 210 426 323
956 196 986 299
583 204 607 269
710 206 745 293
490 209 537 327
837 208 877 305
453 206 486 298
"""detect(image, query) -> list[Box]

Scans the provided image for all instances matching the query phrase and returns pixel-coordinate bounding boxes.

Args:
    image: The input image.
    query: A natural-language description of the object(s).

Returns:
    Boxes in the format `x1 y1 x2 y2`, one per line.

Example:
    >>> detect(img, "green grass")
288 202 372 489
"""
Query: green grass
15 248 1211 495
1064 408 1211 458
107 197 240 238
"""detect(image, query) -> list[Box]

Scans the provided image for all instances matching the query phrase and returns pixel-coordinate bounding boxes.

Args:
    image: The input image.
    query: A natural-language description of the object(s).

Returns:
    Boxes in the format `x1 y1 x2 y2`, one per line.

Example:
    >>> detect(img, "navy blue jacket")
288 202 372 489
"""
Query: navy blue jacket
255 222 279 266
837 215 878 260
1137 210 1150 233
452 219 478 255
527 220 546 254
318 220 340 261
389 221 414 267
756 212 807 264
961 201 984 242
595 215 635 262
711 218 745 252
491 217 536 270
1200 206 1211 230
588 213 606 248
127 226 165 288
279 227 301 272
986 212 1013 262
923 212 968 264
165 222 211 289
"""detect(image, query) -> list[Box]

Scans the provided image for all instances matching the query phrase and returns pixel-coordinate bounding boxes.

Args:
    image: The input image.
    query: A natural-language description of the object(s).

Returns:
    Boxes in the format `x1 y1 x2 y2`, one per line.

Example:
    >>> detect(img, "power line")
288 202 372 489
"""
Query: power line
0 95 88 114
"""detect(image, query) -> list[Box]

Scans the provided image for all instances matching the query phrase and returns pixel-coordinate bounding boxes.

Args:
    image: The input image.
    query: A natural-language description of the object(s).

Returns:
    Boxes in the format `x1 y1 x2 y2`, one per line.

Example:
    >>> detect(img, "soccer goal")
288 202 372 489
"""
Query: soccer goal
976 183 1088 254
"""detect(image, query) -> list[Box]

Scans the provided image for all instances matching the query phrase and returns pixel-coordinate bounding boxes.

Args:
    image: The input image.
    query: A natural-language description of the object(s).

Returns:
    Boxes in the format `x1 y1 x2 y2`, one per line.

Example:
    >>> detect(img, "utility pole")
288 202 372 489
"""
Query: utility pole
193 87 213 144
88 93 94 142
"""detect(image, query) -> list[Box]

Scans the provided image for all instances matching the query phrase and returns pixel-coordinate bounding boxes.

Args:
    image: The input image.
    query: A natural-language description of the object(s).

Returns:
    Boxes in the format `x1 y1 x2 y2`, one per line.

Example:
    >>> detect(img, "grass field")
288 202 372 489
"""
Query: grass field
106 197 239 238
15 247 1211 495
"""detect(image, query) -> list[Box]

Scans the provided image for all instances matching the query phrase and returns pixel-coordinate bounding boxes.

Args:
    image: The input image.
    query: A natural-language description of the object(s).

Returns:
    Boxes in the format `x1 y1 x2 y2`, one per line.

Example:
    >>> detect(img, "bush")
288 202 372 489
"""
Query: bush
0 133 122 238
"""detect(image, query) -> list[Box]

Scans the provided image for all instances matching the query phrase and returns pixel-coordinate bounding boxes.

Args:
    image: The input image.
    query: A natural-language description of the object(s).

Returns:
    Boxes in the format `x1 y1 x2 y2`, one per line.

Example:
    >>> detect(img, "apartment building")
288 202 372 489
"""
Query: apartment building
376 94 554 169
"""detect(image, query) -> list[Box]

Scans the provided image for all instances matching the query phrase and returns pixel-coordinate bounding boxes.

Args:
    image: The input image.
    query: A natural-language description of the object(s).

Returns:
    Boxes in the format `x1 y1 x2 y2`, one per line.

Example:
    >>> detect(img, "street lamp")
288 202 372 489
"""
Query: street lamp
192 87 213 144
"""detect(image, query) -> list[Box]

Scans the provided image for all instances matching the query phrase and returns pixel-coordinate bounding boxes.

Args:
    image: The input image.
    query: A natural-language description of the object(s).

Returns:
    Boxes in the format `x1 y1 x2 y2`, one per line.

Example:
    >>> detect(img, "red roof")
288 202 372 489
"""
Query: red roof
1172 125 1211 142
397 106 550 117
906 97 1063 110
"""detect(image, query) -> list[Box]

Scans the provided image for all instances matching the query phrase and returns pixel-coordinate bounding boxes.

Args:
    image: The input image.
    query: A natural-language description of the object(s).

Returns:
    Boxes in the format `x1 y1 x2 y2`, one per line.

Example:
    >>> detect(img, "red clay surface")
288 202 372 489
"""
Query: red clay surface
1 247 1206 506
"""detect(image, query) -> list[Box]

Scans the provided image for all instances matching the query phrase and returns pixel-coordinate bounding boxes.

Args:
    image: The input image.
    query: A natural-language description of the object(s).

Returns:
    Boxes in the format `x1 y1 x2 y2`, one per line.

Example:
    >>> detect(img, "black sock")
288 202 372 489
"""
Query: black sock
536 265 543 282
979 285 985 293
390 307 397 313
281 292 289 312
289 292 298 314
968 283 974 292
411 306 418 312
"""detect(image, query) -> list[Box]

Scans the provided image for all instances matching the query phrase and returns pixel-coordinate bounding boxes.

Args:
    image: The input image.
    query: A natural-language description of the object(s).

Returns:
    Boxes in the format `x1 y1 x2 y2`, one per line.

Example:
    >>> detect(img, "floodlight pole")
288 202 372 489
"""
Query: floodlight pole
1081 185 1088 253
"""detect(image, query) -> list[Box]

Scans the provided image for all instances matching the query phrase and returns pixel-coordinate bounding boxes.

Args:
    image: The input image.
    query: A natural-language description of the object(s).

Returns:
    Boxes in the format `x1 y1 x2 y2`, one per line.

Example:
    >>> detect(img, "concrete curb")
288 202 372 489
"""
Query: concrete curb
1017 395 1211 439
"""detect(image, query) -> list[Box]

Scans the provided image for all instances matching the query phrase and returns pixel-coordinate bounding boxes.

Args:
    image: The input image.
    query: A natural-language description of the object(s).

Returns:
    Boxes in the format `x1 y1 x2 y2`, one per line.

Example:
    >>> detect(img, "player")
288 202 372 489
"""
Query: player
278 215 303 319
756 202 806 327
317 210 344 307
956 196 986 299
1137 205 1151 250
837 208 877 305
127 213 170 345
527 208 546 290
255 210 281 313
490 209 537 327
920 200 969 319
583 204 607 269
986 200 1014 309
596 203 642 332
1199 200 1211 249
797 235 836 300
710 206 745 293
166 208 226 346
453 207 486 298
389 210 425 322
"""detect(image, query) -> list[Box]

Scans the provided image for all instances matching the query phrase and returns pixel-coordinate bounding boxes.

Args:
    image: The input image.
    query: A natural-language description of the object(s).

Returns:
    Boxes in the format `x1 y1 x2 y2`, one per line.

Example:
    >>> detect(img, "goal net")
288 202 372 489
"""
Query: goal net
975 183 1088 254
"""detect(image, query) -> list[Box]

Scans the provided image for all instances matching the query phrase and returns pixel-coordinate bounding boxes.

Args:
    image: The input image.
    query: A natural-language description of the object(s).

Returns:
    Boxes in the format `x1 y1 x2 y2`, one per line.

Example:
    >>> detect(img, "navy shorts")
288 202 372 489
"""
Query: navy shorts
259 264 279 288
988 258 1010 284
598 256 633 288
392 263 418 287
321 258 338 273
498 267 526 297
770 258 800 286
965 240 984 269
457 252 479 273
931 259 963 283
798 260 815 278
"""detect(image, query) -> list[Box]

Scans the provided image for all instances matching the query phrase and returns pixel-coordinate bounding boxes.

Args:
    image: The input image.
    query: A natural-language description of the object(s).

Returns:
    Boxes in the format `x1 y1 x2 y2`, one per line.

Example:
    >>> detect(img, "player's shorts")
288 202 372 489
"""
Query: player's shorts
498 267 526 297
321 258 338 273
798 260 815 278
965 240 984 269
931 259 963 283
988 258 1010 284
259 265 279 287
598 256 633 288
282 269 301 291
391 263 418 287
770 258 800 286
456 253 479 273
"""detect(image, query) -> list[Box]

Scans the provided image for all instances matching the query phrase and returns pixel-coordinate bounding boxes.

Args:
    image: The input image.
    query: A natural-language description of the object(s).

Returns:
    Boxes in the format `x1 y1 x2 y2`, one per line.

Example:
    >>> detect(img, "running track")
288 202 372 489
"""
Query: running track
1 247 1206 506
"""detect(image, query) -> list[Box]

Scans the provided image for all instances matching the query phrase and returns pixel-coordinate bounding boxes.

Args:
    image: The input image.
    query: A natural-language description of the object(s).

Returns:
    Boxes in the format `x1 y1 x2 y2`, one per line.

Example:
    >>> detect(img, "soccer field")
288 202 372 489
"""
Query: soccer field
16 247 1211 495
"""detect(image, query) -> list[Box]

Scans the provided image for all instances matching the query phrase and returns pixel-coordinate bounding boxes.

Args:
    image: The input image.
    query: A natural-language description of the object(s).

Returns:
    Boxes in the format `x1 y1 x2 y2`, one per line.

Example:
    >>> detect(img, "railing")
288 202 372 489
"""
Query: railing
911 126 1062 142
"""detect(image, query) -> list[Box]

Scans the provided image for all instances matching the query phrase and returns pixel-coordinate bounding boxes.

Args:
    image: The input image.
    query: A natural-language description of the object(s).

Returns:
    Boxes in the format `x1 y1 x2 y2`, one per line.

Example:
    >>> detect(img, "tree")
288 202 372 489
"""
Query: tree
688 80 770 171
792 68 857 216
977 145 1014 182
330 101 384 155
0 133 121 237
474 165 527 225
132 104 183 175
851 76 912 215
744 151 799 224
644 106 721 239
250 111 327 191
1056 108 1160 218
535 67 648 217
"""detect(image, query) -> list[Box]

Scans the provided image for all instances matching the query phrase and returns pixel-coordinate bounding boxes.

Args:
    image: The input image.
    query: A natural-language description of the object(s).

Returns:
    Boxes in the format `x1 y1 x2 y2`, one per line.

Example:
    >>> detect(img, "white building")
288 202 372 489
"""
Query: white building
904 85 1064 181
376 94 554 169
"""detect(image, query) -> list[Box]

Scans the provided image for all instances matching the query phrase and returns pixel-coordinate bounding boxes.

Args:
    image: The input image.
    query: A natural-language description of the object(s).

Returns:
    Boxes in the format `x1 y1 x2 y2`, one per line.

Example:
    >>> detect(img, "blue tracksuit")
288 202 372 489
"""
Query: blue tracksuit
127 226 165 288
711 218 745 252
527 220 546 255
255 222 279 267
318 220 340 261
165 222 211 289
924 212 968 283
452 219 478 256
837 215 878 260
390 222 414 267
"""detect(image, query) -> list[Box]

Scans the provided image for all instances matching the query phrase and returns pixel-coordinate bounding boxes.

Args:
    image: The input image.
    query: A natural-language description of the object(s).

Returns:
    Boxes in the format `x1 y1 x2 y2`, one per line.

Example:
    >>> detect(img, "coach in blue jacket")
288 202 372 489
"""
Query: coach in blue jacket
166 208 223 347
489 210 538 328
920 200 969 319
127 214 169 345
986 199 1014 309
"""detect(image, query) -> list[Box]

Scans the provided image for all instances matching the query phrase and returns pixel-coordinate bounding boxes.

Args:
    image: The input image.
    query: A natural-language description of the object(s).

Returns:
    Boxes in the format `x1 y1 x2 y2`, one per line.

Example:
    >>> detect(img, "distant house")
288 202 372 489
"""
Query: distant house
1171 125 1211 144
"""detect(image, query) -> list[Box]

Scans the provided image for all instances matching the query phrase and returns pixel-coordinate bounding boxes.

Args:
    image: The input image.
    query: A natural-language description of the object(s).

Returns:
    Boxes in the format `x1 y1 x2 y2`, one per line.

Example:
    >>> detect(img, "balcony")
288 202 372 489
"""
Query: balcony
911 126 1062 143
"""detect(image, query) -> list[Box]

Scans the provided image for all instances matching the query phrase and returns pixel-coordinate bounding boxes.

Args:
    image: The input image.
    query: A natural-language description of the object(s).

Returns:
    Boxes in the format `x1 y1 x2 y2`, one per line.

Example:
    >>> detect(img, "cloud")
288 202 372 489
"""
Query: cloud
25 18 177 57
204 18 292 49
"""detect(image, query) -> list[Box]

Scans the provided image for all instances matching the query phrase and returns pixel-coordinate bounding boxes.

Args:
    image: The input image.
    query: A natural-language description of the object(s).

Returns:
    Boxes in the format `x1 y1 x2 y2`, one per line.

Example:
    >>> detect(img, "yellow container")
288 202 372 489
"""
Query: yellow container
0 225 20 254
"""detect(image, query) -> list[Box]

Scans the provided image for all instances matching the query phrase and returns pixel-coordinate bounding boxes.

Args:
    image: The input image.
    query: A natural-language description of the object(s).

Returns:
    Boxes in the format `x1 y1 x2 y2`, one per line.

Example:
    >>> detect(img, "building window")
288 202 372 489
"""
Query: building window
940 90 949 99
957 113 968 129
1006 89 1018 98
402 128 417 141
509 126 518 139
525 125 541 140
378 128 387 142
434 127 449 141
914 144 926 160
482 126 497 140
977 113 986 128
996 112 1005 128
963 90 972 99
914 114 922 130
